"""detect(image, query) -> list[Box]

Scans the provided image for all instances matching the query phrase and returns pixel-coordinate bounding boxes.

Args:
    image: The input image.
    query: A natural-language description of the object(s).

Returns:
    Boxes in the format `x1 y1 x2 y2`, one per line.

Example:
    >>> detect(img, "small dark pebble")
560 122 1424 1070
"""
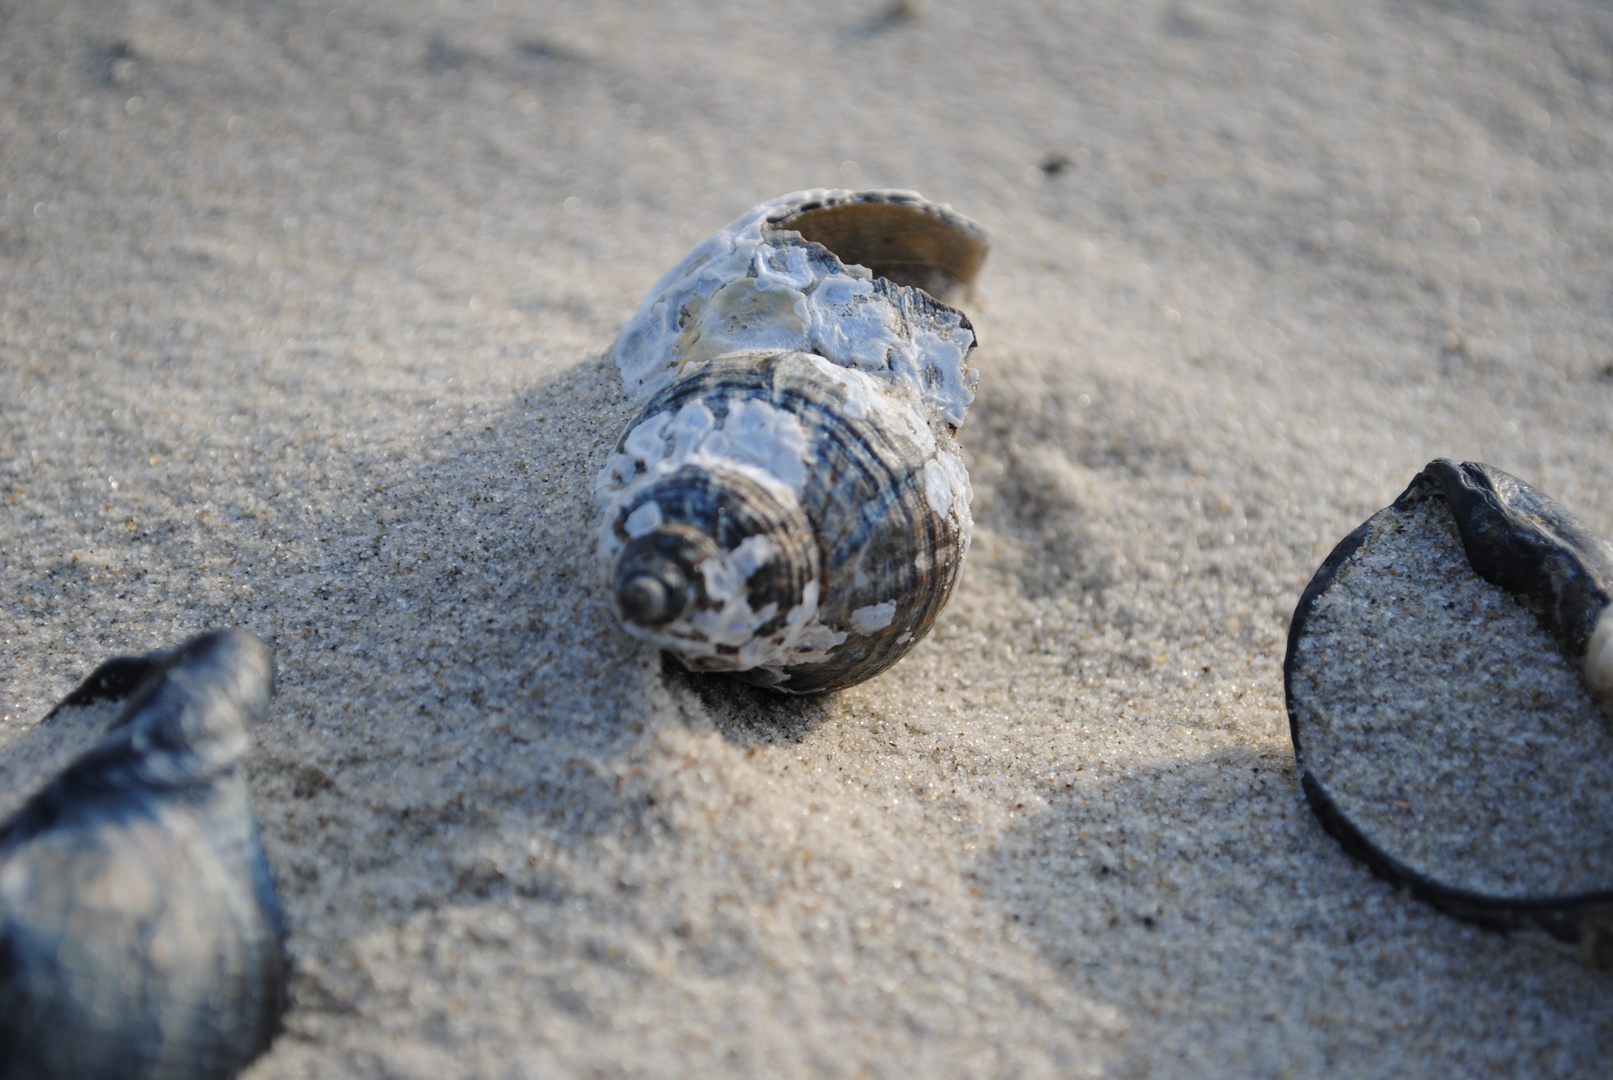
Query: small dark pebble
1040 153 1072 177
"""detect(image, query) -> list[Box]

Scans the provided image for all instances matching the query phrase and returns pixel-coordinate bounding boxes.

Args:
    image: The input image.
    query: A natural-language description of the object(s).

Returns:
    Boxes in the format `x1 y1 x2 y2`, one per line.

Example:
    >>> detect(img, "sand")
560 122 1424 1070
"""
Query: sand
1290 494 1613 898
3 0 1613 1076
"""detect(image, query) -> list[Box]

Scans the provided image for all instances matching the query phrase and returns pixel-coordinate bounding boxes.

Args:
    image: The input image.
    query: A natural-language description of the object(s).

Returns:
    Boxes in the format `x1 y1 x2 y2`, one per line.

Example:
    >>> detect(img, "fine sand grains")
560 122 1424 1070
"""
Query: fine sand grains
1290 495 1613 898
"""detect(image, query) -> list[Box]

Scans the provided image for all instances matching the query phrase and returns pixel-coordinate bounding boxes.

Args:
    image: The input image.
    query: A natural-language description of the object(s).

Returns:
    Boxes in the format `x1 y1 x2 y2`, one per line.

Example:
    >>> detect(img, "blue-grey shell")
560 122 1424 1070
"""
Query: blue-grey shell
1420 459 1613 663
0 629 286 1079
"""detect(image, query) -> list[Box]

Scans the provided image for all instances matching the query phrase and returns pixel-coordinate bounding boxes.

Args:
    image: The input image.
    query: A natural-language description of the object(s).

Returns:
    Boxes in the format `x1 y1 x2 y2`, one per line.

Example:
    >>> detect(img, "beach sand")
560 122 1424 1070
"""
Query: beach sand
2 0 1612 1074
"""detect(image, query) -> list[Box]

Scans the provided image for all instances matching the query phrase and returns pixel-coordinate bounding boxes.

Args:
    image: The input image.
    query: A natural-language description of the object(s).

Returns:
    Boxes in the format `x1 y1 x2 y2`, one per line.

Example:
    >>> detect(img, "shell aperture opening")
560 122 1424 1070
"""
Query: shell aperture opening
770 193 989 304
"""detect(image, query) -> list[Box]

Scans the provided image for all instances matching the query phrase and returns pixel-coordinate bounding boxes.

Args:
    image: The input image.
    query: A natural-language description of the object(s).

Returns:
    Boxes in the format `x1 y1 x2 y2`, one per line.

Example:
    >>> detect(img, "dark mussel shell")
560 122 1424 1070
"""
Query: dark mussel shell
1285 460 1613 962
0 629 287 1079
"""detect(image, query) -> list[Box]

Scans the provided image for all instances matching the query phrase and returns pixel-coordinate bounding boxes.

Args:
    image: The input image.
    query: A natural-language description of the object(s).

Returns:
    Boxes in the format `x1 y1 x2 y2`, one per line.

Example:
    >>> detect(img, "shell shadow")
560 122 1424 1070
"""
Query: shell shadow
1 352 660 938
224 347 859 1036
663 658 834 746
970 743 1613 1073
163 351 693 1032
247 353 656 850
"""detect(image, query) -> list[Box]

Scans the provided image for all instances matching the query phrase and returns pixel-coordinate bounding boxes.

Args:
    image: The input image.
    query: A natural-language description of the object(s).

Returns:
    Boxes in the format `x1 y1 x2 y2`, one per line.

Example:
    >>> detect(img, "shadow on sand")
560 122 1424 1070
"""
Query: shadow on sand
971 740 1613 1076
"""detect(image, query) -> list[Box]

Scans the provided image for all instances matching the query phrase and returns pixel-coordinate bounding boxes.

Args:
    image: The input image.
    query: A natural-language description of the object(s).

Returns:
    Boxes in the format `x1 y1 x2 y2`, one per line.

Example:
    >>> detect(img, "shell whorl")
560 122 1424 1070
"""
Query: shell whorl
600 350 973 693
600 190 988 693
612 461 822 651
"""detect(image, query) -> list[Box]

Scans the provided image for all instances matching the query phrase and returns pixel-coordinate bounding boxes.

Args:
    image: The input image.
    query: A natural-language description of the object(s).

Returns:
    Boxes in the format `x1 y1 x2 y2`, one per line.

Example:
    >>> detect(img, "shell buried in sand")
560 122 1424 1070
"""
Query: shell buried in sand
1286 459 1613 961
598 190 989 693
0 629 287 1079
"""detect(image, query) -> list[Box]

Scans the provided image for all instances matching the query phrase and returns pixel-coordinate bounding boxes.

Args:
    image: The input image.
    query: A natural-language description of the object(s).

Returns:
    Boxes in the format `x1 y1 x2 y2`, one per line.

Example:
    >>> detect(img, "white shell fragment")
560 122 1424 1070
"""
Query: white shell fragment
1586 604 1613 715
599 190 989 693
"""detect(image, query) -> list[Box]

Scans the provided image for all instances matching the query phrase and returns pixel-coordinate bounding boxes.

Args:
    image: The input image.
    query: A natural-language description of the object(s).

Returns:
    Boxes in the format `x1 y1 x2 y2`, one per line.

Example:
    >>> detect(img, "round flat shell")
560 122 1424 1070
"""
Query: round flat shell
1285 468 1613 945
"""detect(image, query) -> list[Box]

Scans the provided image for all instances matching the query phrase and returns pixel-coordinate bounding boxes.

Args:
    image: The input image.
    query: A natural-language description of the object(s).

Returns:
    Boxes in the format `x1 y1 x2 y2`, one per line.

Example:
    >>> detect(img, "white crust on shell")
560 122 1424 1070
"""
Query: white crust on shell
849 601 897 636
796 352 973 556
611 189 979 429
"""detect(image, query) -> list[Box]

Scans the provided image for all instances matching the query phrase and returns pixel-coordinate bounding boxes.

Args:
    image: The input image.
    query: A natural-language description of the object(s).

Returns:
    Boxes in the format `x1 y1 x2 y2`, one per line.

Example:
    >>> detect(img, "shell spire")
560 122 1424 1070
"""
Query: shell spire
598 190 989 693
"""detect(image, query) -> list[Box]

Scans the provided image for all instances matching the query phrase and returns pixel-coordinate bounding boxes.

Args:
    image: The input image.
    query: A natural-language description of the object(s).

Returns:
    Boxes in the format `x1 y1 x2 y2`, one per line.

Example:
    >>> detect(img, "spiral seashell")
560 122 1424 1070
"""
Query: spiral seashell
0 629 287 1078
598 190 989 693
1285 460 1613 962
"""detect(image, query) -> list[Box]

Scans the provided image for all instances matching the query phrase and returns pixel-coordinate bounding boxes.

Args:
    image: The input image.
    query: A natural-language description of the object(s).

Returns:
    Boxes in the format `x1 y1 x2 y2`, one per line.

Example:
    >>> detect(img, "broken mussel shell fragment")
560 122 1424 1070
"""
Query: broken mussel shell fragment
1285 459 1613 962
0 629 287 1078
599 190 989 693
